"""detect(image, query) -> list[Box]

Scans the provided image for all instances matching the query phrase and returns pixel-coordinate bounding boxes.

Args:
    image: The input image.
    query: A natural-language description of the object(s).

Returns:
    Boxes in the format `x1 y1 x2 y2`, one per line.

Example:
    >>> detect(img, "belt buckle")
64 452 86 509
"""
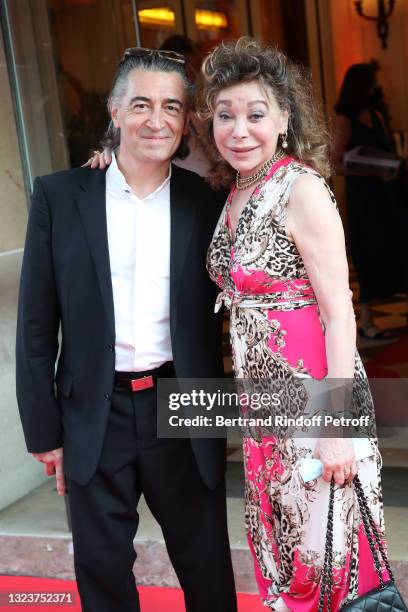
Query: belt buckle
131 375 154 392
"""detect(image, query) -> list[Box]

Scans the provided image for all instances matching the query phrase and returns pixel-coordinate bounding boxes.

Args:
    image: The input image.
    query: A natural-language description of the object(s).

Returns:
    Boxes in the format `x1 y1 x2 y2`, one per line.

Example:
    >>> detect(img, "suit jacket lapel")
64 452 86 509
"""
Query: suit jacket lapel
76 169 115 335
170 165 196 338
76 165 195 341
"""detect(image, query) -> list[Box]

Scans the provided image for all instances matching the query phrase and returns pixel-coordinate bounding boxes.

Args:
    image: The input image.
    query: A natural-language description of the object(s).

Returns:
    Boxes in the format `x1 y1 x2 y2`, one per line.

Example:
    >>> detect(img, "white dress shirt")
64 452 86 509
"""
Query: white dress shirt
106 152 172 371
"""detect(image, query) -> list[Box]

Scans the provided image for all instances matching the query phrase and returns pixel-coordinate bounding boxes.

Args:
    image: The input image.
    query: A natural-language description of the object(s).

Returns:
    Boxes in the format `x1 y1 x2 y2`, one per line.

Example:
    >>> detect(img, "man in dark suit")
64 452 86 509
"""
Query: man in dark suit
16 48 236 612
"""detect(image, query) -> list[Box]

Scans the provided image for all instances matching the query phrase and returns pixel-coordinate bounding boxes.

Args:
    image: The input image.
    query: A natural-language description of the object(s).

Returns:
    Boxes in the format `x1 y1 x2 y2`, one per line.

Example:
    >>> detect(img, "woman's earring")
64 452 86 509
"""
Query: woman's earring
280 130 288 149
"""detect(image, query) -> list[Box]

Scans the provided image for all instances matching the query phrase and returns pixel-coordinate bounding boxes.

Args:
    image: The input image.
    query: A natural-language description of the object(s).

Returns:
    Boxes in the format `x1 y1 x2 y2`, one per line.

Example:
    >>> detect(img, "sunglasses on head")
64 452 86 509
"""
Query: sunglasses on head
120 47 186 66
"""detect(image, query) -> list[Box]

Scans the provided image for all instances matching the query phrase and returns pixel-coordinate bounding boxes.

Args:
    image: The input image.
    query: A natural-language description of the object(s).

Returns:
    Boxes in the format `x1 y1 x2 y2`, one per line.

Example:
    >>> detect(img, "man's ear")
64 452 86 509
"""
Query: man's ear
183 112 192 136
111 106 120 129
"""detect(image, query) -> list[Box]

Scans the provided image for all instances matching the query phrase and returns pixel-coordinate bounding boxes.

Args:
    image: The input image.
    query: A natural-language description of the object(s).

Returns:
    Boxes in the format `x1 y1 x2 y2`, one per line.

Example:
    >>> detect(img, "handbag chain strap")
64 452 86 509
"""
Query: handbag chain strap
353 475 394 583
318 474 394 612
318 476 335 612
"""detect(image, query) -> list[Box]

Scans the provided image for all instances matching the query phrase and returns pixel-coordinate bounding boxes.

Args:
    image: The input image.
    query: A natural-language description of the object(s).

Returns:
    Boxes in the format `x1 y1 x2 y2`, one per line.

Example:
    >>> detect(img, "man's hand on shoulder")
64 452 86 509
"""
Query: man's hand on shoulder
33 447 66 496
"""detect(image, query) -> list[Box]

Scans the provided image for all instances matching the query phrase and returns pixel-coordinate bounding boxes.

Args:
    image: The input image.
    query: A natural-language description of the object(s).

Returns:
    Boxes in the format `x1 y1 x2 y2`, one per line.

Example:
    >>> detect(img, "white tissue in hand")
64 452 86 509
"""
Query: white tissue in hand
298 438 374 483
299 458 323 483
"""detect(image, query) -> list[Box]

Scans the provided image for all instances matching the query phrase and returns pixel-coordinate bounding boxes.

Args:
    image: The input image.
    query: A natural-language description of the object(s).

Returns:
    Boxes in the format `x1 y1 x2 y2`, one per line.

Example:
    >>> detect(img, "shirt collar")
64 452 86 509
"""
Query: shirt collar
107 151 172 201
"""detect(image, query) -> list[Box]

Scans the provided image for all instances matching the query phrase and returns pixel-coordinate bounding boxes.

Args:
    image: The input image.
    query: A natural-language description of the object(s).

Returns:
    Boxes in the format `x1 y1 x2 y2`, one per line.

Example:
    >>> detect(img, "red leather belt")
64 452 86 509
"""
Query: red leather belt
114 362 175 392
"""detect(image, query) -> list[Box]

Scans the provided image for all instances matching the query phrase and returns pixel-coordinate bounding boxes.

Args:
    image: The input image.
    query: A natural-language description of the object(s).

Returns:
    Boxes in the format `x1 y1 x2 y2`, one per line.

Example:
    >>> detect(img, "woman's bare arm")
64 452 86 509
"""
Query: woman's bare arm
286 173 357 484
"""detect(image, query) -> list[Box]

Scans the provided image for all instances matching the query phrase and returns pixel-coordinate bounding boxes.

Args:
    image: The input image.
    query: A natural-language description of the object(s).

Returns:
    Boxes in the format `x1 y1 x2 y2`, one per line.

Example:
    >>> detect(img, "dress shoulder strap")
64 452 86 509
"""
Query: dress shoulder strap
283 162 337 208
264 161 337 230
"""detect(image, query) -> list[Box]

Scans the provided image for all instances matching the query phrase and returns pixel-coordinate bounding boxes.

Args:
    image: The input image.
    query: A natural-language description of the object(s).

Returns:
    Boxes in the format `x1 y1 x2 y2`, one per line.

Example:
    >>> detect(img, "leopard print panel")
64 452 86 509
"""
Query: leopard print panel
207 160 336 292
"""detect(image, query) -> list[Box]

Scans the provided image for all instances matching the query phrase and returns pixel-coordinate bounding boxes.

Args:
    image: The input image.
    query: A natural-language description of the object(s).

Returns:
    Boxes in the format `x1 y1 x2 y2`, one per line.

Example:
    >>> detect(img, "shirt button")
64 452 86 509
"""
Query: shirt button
108 344 114 352
104 393 111 401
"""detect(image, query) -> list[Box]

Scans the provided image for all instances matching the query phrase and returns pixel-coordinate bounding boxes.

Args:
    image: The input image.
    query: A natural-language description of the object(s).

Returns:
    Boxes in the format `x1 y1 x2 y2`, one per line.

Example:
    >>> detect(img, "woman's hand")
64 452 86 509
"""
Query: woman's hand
314 438 357 486
82 148 112 169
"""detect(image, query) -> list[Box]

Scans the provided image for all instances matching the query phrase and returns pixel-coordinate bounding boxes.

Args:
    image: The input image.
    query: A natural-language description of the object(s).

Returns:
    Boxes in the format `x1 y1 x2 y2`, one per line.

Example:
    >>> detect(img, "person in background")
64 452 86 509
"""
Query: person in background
160 34 203 82
333 62 406 340
159 34 211 177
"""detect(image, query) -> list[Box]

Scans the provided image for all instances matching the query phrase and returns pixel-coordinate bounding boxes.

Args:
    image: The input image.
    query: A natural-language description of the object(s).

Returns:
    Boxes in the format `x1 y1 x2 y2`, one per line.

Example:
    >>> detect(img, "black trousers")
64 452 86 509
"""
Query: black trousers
67 381 237 612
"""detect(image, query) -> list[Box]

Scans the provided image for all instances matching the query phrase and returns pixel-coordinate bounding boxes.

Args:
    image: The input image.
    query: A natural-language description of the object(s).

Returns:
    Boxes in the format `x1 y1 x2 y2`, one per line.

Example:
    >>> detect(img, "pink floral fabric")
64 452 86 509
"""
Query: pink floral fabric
207 159 388 610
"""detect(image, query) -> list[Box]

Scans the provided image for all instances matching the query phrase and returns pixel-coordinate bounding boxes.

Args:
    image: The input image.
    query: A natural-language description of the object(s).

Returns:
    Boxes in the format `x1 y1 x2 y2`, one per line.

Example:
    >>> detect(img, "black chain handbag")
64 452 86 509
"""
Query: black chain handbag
318 475 407 612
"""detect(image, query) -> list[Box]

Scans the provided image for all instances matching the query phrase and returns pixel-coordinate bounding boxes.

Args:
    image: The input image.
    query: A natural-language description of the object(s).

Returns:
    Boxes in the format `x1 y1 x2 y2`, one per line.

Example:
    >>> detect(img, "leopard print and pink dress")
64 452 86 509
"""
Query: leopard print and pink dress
207 158 388 610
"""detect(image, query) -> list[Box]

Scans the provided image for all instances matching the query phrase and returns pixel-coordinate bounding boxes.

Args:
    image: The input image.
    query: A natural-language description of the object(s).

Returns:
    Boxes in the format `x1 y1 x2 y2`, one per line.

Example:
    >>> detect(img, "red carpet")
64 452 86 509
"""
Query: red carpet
361 334 408 424
364 333 408 378
0 576 264 611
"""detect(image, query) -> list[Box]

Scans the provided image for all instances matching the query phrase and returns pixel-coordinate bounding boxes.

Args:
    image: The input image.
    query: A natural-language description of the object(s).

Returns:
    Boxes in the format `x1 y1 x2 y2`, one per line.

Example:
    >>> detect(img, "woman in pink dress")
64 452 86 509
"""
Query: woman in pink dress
201 38 387 610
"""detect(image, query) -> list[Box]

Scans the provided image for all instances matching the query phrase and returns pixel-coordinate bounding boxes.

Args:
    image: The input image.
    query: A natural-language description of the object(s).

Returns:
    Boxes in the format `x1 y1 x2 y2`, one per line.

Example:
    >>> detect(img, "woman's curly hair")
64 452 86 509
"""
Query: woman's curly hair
196 37 332 189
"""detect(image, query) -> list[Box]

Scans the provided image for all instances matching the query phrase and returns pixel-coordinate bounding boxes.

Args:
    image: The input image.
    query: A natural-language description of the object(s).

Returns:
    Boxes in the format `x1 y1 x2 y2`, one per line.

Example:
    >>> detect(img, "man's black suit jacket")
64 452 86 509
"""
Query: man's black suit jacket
16 164 227 489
